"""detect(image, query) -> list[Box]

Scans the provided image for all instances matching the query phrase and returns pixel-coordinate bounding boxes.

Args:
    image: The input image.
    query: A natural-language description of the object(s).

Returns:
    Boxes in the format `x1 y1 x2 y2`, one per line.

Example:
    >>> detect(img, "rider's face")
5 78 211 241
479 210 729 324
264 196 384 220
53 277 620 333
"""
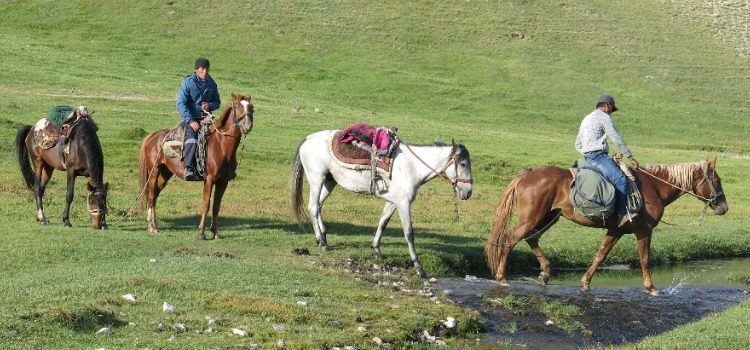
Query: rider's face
196 66 208 80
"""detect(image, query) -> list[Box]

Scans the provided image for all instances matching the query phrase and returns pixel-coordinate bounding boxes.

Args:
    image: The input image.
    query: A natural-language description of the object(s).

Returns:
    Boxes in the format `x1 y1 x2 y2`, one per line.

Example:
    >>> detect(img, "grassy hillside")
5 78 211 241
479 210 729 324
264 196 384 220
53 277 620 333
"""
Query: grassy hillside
1 1 748 348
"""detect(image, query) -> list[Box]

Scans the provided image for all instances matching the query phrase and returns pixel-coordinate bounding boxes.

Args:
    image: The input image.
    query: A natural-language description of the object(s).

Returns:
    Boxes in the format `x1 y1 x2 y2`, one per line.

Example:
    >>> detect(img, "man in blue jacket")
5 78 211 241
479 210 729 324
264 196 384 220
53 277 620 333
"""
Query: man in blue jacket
176 57 221 181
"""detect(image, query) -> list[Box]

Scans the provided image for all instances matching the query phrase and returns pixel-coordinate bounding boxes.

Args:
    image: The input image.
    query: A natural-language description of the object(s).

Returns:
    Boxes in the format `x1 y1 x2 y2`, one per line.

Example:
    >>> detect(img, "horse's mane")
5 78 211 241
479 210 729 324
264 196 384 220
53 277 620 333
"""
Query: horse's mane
71 118 105 186
216 105 234 129
645 161 707 189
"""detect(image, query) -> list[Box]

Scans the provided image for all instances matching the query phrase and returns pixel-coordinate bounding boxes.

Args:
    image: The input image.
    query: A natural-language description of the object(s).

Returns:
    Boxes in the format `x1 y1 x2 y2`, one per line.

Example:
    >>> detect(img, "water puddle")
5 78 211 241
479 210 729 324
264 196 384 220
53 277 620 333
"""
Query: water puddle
437 258 750 349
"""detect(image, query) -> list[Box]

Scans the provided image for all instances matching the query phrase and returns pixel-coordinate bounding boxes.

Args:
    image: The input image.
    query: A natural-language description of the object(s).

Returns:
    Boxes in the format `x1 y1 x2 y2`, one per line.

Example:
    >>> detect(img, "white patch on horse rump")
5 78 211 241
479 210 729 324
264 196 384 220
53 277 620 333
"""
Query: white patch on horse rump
34 118 49 131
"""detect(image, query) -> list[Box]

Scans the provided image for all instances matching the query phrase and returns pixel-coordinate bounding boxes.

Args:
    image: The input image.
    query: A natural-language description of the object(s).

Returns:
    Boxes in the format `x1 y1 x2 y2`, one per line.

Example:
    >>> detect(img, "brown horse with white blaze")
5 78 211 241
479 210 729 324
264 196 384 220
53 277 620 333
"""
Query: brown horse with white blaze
485 159 728 295
138 93 254 239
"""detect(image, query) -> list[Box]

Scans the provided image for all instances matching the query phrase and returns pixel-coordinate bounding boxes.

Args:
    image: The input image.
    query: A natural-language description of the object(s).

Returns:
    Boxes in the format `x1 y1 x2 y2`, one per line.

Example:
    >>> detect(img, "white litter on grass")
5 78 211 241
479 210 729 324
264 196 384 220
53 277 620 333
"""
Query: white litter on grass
296 301 307 307
443 317 456 329
429 277 438 284
162 301 176 313
357 325 367 332
206 317 218 326
277 339 286 348
149 258 157 263
273 323 286 331
96 327 109 334
232 328 247 336
122 293 136 302
545 319 555 326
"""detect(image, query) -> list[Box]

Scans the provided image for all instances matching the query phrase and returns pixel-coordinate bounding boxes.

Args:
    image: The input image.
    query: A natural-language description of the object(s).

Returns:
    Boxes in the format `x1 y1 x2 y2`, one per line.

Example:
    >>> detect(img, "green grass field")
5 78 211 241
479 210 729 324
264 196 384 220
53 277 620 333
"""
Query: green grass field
1 1 748 348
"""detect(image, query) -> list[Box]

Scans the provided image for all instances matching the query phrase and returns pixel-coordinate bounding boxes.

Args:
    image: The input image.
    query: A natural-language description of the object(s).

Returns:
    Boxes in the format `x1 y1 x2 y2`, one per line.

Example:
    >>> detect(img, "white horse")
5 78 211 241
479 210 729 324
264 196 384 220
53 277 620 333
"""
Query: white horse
289 129 473 277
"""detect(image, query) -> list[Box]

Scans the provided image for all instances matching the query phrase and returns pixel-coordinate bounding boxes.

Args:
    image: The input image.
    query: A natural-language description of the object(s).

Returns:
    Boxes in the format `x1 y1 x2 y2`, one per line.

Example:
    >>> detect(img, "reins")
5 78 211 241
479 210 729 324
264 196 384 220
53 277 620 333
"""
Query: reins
403 142 472 221
635 166 722 225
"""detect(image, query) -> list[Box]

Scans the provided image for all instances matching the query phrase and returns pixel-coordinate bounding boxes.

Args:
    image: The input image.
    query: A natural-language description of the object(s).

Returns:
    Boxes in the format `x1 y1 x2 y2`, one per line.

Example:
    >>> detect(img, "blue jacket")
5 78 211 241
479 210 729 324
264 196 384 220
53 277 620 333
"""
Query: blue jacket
176 73 221 123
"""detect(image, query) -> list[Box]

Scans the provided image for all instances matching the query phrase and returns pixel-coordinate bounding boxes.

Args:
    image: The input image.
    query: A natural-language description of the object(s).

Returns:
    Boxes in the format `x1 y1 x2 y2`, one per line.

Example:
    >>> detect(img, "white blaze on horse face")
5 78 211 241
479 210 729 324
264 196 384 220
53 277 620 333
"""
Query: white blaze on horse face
239 99 250 113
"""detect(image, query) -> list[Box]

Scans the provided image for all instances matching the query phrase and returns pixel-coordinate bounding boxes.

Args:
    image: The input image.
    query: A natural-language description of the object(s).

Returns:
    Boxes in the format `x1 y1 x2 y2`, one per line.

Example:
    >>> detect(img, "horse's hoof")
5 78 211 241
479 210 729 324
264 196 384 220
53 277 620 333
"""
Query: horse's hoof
415 267 427 278
320 244 331 252
198 234 206 240
38 220 49 225
64 223 72 228
580 286 590 293
214 234 223 240
539 272 551 285
498 280 510 287
646 288 660 296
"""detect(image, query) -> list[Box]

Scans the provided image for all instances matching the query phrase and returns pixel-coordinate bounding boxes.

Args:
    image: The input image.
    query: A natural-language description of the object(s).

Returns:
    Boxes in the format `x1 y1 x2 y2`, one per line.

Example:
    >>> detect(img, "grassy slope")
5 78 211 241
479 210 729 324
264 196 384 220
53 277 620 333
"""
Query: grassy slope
0 0 748 348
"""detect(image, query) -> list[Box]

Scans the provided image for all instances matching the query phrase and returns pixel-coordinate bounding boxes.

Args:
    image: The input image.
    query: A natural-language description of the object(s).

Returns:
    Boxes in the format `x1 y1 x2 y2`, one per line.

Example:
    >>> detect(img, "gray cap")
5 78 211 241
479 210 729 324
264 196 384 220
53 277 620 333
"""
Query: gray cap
596 95 618 112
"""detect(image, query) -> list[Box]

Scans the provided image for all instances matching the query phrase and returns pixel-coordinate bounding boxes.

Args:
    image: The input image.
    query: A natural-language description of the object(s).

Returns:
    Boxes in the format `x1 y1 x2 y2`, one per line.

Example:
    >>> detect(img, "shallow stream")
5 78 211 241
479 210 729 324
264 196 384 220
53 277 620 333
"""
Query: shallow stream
437 258 750 349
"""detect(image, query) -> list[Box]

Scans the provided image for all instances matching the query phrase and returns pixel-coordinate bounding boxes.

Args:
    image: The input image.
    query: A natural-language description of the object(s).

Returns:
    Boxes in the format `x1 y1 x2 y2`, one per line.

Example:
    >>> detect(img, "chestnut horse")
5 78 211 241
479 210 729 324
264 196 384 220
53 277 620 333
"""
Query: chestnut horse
15 110 108 229
485 159 728 295
138 93 254 239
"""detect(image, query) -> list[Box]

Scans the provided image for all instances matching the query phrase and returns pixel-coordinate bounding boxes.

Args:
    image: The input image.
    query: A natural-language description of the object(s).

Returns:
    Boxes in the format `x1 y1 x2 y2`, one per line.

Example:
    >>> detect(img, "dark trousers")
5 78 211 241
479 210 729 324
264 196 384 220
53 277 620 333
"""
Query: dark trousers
183 121 198 169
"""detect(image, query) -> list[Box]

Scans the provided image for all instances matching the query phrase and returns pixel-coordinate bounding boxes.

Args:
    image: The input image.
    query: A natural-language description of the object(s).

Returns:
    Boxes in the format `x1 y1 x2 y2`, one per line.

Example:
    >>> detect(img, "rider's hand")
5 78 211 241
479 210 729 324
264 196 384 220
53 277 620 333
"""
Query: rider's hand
190 120 200 131
201 102 209 112
631 158 640 169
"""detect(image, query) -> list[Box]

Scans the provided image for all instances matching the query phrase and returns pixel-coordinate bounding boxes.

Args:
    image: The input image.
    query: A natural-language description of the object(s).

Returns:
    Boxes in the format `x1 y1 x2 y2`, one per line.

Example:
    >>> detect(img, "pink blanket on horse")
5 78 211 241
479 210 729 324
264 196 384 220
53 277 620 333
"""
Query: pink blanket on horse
339 123 391 152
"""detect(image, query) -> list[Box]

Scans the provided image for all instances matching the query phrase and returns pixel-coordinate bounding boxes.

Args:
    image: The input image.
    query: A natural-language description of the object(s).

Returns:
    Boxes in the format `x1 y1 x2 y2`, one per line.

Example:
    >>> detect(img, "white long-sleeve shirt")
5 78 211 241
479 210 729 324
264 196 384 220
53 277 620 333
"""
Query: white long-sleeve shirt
575 109 633 159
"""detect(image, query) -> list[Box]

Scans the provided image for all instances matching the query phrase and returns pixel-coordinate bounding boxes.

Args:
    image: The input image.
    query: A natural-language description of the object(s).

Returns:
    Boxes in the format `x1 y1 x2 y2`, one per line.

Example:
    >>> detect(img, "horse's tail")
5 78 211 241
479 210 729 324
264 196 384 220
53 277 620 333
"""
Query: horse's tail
137 134 152 210
15 125 34 191
288 139 309 229
485 175 522 275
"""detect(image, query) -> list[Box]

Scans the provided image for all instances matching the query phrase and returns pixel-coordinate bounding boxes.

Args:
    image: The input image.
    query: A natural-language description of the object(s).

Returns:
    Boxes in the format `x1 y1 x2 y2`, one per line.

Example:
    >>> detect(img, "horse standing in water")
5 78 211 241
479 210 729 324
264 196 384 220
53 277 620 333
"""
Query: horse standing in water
485 159 728 294
15 108 108 229
138 94 254 239
289 129 473 277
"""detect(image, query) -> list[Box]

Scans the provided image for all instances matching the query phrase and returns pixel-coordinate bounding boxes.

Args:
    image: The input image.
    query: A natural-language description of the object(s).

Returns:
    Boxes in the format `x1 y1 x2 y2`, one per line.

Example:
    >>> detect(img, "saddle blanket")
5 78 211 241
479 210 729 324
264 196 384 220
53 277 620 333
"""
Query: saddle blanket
328 130 393 178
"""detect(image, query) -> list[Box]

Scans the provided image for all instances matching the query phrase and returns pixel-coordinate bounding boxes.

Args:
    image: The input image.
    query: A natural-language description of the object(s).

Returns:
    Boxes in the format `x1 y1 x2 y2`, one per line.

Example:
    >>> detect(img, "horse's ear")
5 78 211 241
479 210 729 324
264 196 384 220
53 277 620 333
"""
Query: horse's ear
710 157 717 169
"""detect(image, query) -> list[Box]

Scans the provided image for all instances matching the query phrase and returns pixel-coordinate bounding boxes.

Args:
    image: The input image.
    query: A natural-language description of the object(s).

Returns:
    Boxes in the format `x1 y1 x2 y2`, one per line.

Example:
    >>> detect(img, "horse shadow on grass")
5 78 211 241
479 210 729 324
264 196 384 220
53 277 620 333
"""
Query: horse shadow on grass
129 214 530 276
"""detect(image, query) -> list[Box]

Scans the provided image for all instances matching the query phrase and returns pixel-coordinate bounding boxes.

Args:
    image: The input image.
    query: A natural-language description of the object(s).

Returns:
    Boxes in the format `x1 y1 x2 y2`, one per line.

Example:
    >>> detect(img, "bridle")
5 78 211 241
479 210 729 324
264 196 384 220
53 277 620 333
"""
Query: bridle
205 99 253 137
636 166 723 224
636 166 722 205
87 186 108 216
404 142 473 193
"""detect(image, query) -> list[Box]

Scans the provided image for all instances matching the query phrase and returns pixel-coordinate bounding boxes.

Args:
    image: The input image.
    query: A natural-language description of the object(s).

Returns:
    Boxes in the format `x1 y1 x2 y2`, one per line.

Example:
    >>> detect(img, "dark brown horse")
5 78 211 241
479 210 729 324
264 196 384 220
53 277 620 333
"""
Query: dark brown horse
485 159 728 295
138 93 253 239
15 109 108 229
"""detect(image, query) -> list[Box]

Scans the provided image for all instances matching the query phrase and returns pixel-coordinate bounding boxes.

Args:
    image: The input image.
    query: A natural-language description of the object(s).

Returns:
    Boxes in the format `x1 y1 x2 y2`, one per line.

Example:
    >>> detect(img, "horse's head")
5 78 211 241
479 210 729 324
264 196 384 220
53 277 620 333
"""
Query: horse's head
694 158 728 215
448 142 473 200
231 93 254 134
87 182 108 229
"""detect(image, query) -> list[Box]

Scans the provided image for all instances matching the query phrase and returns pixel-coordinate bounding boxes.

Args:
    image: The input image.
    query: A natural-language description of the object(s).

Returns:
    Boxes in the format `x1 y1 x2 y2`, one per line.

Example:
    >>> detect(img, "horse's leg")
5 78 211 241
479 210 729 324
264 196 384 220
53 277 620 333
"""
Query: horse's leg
525 211 561 285
306 174 328 250
634 229 658 295
62 171 76 227
372 202 397 259
314 177 336 250
34 163 54 225
394 202 427 277
197 177 215 240
147 166 171 234
581 231 622 292
526 238 552 285
209 179 229 240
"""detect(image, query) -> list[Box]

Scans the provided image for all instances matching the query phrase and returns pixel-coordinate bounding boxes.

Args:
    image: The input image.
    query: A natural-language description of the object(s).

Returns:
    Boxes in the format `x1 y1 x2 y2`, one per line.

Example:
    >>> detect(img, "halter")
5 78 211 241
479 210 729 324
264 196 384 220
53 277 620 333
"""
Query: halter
404 142 473 192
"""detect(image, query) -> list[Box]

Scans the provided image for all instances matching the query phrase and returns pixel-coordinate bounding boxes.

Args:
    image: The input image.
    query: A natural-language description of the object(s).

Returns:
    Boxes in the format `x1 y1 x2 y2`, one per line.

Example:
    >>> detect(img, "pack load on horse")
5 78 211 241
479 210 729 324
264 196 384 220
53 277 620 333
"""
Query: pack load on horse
15 105 108 229
289 123 473 277
569 153 642 223
138 93 254 239
485 158 727 295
